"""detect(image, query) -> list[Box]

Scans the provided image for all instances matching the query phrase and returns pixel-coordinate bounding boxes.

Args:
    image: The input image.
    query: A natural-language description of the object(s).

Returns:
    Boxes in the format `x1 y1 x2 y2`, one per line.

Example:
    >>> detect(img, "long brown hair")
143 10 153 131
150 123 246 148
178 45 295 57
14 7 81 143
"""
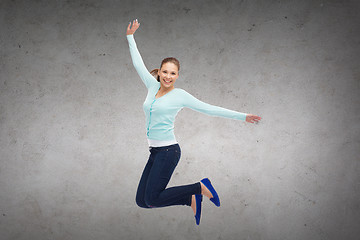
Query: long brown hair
150 57 180 82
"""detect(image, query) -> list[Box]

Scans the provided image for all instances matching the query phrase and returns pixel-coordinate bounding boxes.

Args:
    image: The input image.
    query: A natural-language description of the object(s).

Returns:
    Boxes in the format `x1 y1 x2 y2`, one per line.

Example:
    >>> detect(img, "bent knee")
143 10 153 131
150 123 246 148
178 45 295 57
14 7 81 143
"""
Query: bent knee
144 196 158 208
136 196 150 209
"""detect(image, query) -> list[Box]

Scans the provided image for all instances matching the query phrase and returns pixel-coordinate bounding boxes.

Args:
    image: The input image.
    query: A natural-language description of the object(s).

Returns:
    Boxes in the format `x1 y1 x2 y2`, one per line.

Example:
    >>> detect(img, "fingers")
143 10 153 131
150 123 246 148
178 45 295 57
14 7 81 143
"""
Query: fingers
132 19 140 28
254 116 261 123
127 19 140 35
248 115 261 124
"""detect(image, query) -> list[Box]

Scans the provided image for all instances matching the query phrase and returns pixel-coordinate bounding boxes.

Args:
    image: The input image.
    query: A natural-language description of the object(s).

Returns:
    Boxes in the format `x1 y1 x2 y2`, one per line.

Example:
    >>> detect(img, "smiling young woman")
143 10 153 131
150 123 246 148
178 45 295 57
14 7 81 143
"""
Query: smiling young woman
150 58 180 98
126 19 261 225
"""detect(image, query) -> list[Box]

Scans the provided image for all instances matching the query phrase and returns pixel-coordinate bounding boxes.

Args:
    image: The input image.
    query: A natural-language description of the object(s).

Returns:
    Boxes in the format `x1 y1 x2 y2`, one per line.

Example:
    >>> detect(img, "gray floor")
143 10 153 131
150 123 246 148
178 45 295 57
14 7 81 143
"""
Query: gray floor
1 0 359 239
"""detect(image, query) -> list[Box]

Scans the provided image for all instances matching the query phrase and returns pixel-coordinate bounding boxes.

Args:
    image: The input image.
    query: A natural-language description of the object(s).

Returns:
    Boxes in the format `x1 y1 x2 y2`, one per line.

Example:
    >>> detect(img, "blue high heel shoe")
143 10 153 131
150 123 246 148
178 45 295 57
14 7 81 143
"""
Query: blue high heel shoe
194 194 202 225
201 178 220 207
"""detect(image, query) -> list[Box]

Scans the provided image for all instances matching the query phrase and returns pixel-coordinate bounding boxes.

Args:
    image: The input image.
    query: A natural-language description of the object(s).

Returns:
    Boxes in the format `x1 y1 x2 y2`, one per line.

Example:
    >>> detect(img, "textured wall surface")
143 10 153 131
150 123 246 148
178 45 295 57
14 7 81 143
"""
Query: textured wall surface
1 0 359 239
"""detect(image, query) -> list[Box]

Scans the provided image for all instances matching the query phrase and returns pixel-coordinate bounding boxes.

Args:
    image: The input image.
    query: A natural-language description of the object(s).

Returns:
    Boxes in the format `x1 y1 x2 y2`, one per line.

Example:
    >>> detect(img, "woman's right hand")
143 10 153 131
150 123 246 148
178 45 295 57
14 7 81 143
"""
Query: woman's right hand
127 19 140 35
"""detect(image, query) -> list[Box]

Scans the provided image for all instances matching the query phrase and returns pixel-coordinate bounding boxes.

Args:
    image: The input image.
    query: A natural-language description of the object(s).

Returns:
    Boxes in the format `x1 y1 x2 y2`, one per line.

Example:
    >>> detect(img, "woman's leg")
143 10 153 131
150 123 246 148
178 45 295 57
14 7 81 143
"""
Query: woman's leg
135 146 196 208
144 144 201 208
135 153 154 208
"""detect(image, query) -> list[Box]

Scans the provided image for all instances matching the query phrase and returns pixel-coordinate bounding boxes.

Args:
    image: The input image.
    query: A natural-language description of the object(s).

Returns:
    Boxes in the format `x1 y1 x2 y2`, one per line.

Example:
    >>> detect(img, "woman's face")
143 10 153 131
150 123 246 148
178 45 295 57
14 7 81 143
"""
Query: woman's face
158 62 179 90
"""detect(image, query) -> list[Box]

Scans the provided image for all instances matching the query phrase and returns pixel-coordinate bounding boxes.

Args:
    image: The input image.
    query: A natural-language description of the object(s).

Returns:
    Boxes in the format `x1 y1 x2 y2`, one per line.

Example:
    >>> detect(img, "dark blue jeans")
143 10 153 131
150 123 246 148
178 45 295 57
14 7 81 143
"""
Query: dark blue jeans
136 144 202 208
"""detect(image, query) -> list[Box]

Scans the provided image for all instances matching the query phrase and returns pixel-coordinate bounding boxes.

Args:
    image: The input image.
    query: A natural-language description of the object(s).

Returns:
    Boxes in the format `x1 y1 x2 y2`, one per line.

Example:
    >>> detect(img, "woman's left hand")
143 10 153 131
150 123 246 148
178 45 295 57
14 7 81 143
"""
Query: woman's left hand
246 114 262 124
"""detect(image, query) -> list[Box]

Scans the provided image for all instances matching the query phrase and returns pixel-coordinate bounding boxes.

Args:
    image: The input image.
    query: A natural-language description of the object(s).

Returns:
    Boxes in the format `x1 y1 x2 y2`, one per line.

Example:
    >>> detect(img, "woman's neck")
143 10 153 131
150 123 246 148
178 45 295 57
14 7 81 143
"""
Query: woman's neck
159 86 174 94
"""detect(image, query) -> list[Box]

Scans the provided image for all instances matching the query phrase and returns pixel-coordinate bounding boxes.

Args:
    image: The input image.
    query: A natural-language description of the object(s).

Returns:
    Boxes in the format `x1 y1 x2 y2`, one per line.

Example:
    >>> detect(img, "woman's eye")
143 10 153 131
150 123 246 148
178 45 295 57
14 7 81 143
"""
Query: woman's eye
171 73 175 75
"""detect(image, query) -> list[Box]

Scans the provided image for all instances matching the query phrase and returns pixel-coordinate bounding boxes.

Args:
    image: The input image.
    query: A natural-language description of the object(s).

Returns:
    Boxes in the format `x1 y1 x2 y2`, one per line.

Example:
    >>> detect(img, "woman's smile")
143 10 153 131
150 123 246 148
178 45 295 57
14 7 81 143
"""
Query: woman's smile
163 79 172 84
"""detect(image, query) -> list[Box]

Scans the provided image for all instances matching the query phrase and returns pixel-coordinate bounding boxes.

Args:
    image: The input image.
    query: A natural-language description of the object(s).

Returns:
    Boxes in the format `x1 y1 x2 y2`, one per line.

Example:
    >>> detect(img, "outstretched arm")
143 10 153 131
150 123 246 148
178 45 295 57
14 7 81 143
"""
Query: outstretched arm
126 19 158 89
181 89 261 123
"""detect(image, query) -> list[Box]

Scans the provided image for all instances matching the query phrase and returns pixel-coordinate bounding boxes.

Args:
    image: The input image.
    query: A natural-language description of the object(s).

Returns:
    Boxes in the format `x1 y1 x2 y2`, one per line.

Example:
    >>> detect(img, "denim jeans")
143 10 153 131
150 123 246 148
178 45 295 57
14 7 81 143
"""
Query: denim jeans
136 143 201 208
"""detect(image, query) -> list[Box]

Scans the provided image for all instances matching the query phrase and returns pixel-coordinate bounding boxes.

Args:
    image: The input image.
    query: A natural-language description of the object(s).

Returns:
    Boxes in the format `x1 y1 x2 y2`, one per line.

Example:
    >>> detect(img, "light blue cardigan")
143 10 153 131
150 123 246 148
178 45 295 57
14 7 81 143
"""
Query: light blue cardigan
127 34 247 141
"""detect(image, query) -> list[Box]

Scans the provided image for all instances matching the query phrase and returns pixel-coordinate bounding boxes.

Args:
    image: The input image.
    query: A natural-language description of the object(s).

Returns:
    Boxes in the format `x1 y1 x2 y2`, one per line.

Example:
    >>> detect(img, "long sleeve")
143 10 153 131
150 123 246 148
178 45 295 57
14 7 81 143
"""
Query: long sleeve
127 34 158 89
180 89 247 121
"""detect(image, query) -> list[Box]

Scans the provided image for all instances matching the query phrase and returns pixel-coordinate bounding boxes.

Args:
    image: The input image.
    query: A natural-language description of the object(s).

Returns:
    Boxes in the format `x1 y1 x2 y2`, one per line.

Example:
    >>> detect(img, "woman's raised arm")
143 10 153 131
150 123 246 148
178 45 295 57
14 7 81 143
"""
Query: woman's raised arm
126 19 158 89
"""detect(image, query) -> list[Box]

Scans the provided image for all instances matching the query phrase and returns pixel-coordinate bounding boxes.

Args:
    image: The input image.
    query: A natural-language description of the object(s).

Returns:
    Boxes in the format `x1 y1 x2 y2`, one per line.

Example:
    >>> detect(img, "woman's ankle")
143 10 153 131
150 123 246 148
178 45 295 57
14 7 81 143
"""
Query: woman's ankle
191 195 196 214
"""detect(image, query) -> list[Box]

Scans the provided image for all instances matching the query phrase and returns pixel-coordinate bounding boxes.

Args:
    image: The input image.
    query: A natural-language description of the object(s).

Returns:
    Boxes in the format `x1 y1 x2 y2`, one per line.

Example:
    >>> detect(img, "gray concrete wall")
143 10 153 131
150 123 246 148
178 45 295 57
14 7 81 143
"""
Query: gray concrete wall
1 0 359 239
